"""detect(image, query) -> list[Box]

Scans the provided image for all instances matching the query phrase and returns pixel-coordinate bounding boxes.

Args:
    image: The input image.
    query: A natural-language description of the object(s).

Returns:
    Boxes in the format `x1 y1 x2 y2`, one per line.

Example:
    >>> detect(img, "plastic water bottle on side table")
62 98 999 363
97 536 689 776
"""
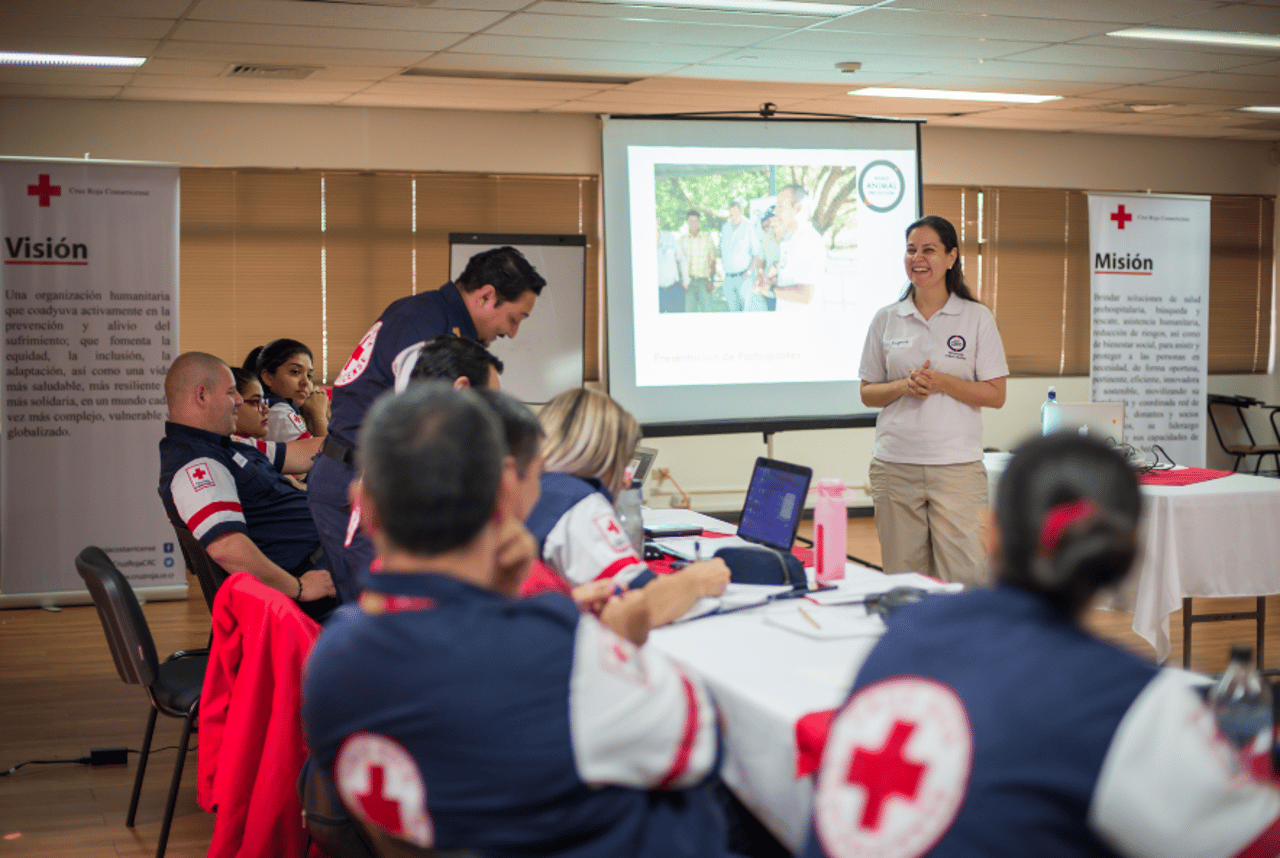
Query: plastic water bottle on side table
814 478 847 584
1209 643 1271 752
1041 386 1058 435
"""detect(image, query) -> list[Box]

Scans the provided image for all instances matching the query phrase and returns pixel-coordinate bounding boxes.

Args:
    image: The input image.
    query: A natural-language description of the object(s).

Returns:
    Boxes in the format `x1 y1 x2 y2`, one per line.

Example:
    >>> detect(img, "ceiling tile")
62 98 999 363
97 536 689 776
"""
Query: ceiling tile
155 40 432 67
1155 71 1280 93
0 83 126 98
123 86 344 104
446 33 727 63
814 7 1115 40
885 0 1221 25
700 48 971 75
170 20 463 52
0 35 160 55
1009 43 1267 72
414 53 682 77
188 0 508 32
765 29 1047 59
485 11 793 46
1 13 175 40
523 1 843 28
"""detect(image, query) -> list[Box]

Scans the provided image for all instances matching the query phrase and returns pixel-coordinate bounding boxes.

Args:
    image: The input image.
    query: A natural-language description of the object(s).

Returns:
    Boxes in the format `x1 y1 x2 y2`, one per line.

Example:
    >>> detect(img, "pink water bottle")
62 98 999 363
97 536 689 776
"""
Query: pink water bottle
814 478 847 583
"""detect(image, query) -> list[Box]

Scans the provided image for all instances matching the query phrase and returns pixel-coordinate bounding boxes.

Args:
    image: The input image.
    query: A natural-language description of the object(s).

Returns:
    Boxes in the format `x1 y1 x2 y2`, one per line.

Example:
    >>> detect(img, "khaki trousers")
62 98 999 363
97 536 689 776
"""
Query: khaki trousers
868 458 989 586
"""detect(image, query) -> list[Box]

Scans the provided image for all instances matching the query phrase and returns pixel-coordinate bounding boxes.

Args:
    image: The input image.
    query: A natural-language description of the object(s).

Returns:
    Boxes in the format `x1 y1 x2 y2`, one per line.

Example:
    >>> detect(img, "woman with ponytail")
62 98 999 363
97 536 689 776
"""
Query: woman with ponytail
243 339 328 442
805 433 1280 858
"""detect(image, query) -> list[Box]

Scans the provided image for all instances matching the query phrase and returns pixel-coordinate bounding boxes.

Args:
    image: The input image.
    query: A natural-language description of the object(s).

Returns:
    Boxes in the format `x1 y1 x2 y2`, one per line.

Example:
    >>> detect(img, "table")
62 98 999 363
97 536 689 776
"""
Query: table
642 507 948 853
983 455 1280 664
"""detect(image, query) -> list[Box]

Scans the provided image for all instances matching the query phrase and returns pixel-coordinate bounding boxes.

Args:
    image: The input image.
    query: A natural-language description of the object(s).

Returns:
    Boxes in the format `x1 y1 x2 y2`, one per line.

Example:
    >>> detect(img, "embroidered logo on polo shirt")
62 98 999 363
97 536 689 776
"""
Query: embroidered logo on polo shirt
185 463 216 492
812 677 972 858
335 321 382 387
336 732 435 848
946 335 966 356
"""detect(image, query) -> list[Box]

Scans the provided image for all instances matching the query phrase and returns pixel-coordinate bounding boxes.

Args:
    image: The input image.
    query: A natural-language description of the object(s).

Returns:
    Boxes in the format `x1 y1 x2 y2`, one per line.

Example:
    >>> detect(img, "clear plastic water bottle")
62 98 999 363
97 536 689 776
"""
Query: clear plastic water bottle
814 478 847 584
614 488 645 558
1041 386 1058 435
1209 643 1271 752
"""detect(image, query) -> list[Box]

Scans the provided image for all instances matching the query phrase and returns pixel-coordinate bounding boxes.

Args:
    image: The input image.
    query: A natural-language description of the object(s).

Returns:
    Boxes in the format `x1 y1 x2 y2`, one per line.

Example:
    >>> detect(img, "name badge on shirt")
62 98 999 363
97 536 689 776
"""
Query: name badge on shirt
889 337 913 349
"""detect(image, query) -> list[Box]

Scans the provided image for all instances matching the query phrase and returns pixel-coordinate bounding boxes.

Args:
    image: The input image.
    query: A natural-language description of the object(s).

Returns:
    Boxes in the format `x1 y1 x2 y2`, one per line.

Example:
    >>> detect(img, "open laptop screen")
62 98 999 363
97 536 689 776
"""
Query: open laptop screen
737 457 813 552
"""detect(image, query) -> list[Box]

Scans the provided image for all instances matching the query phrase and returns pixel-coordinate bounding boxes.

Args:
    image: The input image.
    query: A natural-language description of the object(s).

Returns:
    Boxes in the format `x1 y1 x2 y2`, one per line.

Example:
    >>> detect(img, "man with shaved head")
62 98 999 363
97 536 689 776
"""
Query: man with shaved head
160 352 336 619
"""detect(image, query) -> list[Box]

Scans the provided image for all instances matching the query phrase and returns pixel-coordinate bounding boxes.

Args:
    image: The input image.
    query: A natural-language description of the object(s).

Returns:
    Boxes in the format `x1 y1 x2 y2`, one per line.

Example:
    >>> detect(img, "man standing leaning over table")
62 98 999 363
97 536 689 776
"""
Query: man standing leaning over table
304 384 733 858
307 246 546 605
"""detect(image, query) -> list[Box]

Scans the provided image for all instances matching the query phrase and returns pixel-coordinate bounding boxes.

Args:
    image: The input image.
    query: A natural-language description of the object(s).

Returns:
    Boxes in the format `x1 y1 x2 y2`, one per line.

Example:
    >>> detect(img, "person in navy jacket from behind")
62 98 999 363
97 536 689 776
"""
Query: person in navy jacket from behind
303 384 734 858
805 433 1280 858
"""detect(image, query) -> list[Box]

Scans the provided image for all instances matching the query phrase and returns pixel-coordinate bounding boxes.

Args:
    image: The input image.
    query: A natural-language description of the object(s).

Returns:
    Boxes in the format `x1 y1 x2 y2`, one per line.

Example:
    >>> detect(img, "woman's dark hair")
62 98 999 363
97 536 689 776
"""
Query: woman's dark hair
902 215 976 302
995 433 1142 616
243 339 313 392
230 366 260 396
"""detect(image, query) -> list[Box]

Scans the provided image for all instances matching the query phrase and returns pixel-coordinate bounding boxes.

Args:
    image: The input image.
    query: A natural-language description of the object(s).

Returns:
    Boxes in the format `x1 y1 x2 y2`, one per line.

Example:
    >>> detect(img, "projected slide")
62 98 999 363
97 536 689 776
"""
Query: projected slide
603 117 921 428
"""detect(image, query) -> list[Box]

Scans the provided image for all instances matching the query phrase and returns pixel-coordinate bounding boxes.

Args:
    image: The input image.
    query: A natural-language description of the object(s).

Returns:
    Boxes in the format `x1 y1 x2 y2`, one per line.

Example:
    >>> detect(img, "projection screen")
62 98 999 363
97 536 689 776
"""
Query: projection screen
602 115 922 433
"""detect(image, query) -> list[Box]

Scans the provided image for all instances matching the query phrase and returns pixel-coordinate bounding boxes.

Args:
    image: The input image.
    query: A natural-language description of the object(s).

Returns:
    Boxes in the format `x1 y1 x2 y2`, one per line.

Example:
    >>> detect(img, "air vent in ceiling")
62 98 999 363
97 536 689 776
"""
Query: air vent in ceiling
221 63 320 80
401 68 642 86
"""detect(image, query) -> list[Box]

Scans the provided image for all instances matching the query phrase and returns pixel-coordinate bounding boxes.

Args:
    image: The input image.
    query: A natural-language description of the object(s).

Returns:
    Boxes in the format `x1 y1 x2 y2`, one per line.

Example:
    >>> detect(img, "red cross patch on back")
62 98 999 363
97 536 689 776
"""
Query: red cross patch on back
812 677 973 858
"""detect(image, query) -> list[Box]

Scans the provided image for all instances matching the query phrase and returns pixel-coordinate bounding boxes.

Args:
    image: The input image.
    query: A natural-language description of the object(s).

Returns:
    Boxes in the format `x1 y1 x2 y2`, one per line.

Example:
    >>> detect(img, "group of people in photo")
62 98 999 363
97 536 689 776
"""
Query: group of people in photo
154 230 1279 858
657 182 825 315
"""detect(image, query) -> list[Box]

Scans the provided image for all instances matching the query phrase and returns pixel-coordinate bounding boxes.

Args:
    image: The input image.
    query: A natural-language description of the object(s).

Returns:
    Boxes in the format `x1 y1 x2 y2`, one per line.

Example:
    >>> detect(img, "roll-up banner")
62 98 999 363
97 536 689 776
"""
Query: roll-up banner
0 158 181 606
1088 193 1209 468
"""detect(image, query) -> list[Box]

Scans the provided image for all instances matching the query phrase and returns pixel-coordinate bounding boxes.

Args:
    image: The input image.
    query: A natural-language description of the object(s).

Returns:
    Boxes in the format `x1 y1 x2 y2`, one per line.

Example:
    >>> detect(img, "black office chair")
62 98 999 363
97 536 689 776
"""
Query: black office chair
1207 393 1280 475
172 523 229 613
75 546 208 858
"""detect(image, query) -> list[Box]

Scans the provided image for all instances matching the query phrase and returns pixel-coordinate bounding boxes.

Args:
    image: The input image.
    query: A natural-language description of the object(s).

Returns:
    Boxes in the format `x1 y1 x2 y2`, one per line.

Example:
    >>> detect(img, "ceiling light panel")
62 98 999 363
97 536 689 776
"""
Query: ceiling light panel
851 87 1061 103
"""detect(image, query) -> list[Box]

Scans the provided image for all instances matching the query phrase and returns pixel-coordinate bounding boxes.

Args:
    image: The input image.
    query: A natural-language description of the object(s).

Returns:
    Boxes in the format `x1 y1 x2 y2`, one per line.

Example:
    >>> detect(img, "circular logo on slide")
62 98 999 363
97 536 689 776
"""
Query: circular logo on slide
859 160 906 213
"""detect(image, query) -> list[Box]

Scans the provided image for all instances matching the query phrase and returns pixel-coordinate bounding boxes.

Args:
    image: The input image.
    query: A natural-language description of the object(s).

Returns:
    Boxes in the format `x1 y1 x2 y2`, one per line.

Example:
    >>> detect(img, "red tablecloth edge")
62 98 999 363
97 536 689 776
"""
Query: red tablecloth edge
1138 467 1234 486
795 708 837 778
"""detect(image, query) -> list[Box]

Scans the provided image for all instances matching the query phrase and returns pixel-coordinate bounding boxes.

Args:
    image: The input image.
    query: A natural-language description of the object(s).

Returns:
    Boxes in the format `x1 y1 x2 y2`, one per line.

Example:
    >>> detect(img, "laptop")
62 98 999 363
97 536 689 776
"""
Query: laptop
625 445 658 495
1042 401 1125 443
654 457 813 560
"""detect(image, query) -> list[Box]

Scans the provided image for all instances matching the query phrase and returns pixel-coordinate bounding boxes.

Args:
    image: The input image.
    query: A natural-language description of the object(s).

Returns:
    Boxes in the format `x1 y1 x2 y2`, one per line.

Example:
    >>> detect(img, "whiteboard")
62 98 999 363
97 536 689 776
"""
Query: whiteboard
449 233 585 403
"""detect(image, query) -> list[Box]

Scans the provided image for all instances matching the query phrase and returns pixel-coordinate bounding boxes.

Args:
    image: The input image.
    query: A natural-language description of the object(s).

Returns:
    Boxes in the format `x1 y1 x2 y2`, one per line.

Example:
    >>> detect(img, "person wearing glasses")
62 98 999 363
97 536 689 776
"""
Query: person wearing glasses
230 367 270 445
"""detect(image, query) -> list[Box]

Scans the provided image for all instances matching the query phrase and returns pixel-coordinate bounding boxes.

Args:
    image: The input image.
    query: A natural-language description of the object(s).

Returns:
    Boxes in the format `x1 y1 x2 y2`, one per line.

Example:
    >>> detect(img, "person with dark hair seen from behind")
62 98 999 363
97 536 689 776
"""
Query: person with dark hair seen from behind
805 433 1280 858
304 384 733 858
393 334 504 394
243 338 329 442
860 215 1008 585
308 246 546 605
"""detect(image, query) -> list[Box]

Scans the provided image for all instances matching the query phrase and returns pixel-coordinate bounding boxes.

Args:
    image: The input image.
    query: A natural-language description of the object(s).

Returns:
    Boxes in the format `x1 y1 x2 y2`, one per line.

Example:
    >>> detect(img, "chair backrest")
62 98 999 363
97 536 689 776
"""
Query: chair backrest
173 524 230 612
1208 394 1259 452
75 546 160 689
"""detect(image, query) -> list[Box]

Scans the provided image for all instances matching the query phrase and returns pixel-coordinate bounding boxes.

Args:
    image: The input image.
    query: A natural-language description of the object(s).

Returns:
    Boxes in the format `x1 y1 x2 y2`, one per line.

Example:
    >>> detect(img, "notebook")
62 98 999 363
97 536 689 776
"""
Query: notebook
654 457 813 560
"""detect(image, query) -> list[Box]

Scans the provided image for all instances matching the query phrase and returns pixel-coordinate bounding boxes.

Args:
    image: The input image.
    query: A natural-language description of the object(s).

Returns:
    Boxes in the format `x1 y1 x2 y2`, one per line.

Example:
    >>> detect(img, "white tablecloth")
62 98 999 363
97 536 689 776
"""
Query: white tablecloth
984 456 1280 664
1115 473 1280 662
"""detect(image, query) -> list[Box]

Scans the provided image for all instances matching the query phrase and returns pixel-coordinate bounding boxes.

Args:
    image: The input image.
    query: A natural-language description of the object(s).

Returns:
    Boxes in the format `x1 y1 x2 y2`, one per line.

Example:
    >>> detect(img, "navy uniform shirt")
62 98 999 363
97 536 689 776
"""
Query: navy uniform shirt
158 422 320 572
304 571 729 858
327 283 478 448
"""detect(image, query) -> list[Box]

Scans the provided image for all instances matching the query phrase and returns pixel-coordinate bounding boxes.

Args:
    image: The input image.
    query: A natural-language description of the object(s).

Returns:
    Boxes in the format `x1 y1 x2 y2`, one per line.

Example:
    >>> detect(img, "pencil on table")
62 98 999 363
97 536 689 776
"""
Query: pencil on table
798 606 821 629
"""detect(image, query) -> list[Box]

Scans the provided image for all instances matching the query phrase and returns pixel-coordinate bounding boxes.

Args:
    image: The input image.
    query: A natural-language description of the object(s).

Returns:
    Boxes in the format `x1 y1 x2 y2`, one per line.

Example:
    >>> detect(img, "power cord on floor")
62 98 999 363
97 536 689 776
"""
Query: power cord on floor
2 744 194 776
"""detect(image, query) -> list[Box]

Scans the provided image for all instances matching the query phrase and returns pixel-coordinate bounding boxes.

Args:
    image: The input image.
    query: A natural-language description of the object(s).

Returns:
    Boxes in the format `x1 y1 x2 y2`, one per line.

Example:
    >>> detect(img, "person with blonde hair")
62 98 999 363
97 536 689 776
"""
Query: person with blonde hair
525 388 729 633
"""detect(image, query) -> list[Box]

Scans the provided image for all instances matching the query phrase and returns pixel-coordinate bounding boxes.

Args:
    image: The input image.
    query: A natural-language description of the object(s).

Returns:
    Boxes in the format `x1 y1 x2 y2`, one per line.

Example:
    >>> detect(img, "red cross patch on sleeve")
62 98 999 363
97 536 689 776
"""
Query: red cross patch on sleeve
593 513 632 554
186 463 216 492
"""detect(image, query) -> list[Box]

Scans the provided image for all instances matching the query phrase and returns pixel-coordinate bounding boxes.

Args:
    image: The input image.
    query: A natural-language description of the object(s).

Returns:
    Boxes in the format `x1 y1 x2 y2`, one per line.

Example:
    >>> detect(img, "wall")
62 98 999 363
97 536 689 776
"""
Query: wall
4 97 1278 508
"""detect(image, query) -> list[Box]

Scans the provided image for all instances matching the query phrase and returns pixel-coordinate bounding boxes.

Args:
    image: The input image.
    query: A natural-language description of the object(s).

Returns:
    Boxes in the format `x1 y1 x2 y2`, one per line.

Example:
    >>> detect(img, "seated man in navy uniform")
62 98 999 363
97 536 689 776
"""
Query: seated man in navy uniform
159 352 337 620
309 246 545 605
303 384 733 858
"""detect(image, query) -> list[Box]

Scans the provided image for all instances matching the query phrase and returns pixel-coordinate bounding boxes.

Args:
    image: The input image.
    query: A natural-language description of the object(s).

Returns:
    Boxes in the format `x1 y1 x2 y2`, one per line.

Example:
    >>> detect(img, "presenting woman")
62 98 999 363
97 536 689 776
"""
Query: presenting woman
806 433 1280 858
243 339 329 442
859 215 1007 584
524 387 728 632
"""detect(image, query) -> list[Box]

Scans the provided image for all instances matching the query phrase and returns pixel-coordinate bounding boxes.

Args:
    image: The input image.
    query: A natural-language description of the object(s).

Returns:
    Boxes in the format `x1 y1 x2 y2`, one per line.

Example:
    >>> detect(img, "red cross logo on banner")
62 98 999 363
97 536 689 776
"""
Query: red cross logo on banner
845 720 925 829
335 732 435 848
812 678 972 858
28 174 61 207
1110 204 1133 229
